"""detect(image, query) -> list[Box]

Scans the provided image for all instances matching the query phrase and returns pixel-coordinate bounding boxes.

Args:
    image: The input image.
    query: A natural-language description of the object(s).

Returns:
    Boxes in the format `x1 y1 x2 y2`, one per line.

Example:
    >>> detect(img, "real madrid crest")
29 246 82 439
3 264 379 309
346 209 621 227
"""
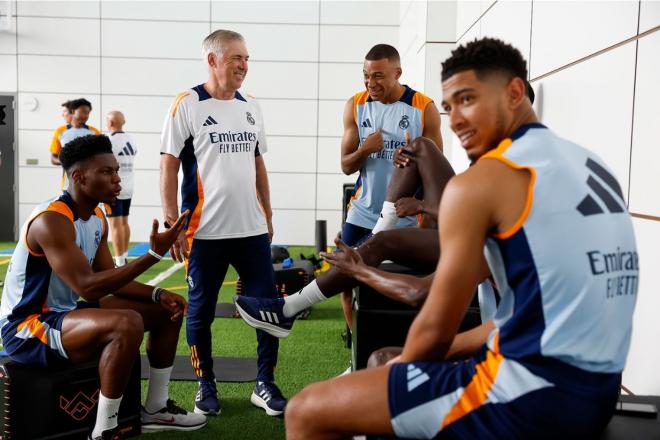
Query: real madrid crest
246 112 255 125
399 115 409 130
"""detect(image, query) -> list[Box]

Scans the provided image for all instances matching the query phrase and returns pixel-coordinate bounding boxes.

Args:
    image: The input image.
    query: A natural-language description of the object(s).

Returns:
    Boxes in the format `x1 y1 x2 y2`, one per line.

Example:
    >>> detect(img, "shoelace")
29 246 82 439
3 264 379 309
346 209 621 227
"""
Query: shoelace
259 383 284 402
164 399 188 415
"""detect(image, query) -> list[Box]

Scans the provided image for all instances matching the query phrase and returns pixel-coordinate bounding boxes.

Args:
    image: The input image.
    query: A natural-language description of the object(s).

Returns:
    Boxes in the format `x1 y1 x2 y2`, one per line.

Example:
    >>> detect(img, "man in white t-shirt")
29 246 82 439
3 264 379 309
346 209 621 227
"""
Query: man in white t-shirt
160 29 284 417
105 111 137 267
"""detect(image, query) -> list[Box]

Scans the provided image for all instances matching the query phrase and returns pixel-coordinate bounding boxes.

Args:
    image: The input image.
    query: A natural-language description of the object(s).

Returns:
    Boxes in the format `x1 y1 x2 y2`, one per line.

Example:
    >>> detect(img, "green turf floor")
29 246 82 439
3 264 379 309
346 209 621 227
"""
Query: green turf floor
0 243 349 440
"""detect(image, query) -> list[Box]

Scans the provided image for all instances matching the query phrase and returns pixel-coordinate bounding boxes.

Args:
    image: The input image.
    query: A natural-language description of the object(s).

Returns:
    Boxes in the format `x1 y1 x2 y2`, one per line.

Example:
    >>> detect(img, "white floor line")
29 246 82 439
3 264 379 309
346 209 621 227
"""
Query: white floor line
147 262 185 286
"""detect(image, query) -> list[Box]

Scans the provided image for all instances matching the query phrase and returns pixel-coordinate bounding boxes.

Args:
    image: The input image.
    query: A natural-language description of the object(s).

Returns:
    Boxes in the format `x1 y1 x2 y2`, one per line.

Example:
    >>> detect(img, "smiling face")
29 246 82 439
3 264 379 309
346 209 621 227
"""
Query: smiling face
441 69 517 162
209 39 249 92
363 58 402 103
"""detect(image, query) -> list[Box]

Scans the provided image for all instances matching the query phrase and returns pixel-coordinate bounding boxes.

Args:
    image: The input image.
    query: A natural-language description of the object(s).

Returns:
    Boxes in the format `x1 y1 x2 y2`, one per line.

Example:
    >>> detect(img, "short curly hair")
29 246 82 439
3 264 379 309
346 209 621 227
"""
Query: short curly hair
441 37 528 83
59 135 113 171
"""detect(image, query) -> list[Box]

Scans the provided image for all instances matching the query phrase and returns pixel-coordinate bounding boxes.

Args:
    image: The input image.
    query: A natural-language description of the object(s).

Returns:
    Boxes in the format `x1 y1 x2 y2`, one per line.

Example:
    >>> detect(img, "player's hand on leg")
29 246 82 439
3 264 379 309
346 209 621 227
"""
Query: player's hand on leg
150 210 189 261
320 237 366 278
395 197 423 217
158 290 188 321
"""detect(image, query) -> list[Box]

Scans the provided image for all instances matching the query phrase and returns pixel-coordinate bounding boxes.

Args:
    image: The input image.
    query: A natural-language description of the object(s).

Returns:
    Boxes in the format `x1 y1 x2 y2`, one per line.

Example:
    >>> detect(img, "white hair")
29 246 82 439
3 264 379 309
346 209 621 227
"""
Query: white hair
202 29 244 62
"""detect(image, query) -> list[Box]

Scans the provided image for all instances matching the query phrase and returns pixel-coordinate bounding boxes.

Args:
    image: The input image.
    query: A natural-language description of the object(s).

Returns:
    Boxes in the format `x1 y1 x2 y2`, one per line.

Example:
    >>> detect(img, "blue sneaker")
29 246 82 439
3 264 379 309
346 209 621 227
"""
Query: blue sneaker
194 378 220 415
234 296 296 338
251 381 287 417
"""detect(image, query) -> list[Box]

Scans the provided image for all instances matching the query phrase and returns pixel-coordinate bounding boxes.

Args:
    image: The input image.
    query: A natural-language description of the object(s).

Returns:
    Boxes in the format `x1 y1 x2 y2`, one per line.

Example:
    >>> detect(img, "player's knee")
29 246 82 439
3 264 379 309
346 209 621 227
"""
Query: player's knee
285 385 318 429
367 349 391 368
113 310 144 346
409 136 438 155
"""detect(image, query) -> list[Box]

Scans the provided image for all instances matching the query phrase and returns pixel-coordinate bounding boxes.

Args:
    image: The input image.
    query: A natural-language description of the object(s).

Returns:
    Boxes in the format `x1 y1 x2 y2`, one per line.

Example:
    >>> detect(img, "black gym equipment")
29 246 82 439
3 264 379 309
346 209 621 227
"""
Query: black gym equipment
0 356 141 439
140 355 256 382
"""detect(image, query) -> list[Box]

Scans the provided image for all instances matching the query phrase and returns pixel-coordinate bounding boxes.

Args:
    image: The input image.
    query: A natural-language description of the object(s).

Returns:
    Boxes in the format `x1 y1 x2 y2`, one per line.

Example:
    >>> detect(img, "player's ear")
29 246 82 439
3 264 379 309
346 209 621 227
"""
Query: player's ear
395 66 402 80
207 52 217 68
70 167 84 185
507 77 526 109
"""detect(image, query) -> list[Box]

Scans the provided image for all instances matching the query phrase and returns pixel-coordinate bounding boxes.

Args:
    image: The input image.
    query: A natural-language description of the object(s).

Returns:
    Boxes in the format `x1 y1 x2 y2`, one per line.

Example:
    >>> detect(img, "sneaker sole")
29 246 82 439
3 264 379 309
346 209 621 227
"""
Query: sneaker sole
194 405 221 416
141 419 208 433
234 301 291 338
250 392 284 417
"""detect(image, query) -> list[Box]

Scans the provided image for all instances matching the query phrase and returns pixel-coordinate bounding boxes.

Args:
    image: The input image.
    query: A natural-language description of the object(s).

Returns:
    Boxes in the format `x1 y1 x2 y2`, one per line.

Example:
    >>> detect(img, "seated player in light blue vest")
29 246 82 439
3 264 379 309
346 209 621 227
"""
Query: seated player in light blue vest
284 37 638 440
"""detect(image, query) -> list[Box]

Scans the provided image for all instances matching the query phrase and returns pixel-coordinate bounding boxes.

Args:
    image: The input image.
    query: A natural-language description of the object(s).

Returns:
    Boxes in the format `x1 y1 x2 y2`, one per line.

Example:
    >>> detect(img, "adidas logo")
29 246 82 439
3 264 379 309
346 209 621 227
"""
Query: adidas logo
202 116 218 126
576 158 626 216
406 364 430 392
361 118 372 128
259 310 280 324
117 141 136 156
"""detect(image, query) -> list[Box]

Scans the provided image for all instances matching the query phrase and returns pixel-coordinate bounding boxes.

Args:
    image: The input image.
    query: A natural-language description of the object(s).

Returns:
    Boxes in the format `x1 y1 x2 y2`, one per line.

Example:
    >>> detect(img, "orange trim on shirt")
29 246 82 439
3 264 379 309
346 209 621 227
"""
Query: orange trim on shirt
347 185 363 211
17 314 49 345
441 333 504 429
49 124 68 155
94 206 107 235
171 92 190 118
185 171 205 251
23 201 75 257
479 138 536 240
88 125 101 135
353 91 370 124
411 92 433 131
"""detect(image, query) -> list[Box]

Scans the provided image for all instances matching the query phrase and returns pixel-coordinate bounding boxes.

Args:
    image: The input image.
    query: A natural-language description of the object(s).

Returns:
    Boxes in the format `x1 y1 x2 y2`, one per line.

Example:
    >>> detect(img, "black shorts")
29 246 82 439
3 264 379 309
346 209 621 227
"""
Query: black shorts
105 198 132 218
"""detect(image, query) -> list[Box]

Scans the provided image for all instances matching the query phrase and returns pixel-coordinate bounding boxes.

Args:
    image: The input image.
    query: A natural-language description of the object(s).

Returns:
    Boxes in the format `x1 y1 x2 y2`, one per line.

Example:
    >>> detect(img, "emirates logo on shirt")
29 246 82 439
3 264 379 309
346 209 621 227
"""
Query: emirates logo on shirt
246 112 255 125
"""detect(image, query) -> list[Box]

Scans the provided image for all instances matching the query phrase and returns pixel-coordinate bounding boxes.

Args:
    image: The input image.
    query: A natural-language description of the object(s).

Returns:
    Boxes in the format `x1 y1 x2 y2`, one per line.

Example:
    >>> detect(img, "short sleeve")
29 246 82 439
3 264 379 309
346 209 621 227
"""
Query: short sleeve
252 98 268 154
161 92 193 158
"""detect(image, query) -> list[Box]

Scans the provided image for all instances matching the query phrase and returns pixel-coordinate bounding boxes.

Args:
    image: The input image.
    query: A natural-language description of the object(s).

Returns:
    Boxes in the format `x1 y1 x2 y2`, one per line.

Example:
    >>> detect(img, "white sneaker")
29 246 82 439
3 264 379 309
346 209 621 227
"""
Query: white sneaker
339 365 353 376
141 399 208 433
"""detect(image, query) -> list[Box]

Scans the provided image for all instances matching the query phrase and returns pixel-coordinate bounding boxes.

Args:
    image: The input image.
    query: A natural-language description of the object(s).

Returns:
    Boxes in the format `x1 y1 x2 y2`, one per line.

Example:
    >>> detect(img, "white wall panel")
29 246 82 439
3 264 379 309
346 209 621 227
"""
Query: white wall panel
129 169 160 207
448 132 470 174
264 136 316 174
319 63 362 100
456 14 480 45
101 1 209 22
241 62 317 100
455 0 481 41
102 95 171 133
628 32 660 216
316 209 343 244
0 55 16 92
212 1 319 24
317 100 344 137
269 173 316 210
320 1 398 26
212 22 318 62
530 1 638 78
17 1 99 18
126 206 166 245
18 129 55 166
18 93 101 130
259 99 317 137
426 0 457 42
18 203 37 234
622 218 660 395
439 114 455 166
102 58 206 96
400 48 425 92
536 44 636 198
640 0 660 33
102 20 208 59
317 137 344 175
129 132 167 171
480 0 531 66
271 209 315 246
17 17 99 56
422 43 453 104
320 25 399 63
18 166 62 203
0 16 16 54
317 173 352 210
19 55 100 93
399 0 425 60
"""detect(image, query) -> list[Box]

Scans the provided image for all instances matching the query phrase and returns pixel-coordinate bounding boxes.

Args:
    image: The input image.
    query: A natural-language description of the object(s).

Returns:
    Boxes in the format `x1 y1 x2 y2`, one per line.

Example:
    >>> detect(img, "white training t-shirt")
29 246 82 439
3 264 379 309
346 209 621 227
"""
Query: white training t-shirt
109 131 137 199
161 84 268 239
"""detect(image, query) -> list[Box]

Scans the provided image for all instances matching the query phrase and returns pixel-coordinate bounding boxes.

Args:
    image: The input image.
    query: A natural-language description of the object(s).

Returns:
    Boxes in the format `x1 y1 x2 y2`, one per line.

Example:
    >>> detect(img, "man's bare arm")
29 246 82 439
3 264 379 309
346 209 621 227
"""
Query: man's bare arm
340 97 384 175
160 153 190 262
255 154 274 241
30 211 186 301
421 102 443 152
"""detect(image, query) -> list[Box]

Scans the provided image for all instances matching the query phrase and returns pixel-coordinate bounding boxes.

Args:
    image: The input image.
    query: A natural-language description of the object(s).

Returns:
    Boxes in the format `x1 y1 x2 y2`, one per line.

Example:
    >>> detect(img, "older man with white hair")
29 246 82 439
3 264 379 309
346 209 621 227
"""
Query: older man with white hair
160 29 284 417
